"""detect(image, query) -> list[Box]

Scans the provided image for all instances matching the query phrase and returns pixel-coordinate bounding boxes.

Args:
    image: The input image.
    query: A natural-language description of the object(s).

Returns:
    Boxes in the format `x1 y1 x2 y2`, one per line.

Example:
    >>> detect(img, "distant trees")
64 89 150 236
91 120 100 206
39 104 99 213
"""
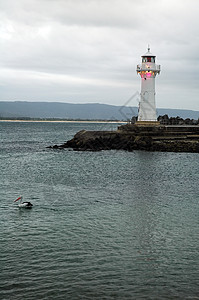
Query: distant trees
130 114 199 125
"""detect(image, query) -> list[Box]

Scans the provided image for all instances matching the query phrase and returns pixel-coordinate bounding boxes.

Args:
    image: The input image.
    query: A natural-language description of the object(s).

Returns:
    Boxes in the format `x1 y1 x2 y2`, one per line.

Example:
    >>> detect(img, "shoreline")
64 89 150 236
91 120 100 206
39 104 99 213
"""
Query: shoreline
0 119 126 124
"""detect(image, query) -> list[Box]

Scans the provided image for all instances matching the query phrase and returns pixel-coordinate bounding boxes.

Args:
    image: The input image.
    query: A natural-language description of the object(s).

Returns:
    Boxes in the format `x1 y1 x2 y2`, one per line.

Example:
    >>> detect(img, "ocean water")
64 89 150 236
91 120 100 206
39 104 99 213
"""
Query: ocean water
0 121 198 300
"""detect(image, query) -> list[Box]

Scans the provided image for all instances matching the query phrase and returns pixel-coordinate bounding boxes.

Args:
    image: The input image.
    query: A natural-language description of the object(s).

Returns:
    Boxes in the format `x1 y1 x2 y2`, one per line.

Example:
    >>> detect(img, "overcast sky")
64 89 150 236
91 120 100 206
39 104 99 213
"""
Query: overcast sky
0 0 199 110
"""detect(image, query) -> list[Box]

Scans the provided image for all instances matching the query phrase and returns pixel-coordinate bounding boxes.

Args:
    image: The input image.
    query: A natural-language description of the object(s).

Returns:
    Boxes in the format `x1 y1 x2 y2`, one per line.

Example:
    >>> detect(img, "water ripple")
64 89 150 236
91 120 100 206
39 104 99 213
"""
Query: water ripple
1 122 199 299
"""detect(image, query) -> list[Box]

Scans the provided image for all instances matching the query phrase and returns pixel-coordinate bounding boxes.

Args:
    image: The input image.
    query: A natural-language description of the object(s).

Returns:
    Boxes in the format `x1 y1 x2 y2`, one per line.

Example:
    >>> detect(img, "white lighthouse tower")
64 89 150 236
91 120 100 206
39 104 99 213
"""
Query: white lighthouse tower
136 46 160 124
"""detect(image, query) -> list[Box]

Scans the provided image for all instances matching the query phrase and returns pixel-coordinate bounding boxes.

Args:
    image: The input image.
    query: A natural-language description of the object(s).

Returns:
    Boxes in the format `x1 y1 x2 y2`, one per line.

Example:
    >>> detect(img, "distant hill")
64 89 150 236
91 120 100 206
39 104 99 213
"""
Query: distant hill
0 101 198 120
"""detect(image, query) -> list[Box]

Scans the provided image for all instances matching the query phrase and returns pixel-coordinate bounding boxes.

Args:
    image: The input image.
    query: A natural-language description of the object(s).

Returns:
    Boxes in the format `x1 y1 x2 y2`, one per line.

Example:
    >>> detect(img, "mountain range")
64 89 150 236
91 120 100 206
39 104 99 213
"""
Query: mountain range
0 101 199 120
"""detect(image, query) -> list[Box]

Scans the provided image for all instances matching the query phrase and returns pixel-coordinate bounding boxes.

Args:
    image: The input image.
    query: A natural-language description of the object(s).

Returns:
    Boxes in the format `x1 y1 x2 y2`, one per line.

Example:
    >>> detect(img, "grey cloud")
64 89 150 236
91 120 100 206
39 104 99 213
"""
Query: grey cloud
0 0 199 110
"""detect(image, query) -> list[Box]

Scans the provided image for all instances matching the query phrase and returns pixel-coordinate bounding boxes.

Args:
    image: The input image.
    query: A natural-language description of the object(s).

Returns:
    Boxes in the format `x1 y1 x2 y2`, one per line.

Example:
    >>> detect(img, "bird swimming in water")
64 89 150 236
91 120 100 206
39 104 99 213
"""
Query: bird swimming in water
14 196 33 208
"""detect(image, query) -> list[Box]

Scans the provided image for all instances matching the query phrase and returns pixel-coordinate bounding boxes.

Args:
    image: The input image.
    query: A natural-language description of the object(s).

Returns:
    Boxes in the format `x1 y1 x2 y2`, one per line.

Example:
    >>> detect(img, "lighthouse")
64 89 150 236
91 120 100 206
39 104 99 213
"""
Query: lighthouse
136 47 160 124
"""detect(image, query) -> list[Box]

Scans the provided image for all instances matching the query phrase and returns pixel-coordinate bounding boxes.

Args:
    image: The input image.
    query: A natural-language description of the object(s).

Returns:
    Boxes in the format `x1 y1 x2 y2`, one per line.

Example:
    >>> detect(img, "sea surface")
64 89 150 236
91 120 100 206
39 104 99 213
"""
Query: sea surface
0 121 198 300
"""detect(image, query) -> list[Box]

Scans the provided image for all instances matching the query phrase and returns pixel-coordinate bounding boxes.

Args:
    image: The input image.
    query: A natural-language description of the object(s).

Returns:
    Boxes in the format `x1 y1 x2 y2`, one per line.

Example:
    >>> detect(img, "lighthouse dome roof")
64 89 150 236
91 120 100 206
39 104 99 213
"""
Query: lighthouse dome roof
141 46 156 57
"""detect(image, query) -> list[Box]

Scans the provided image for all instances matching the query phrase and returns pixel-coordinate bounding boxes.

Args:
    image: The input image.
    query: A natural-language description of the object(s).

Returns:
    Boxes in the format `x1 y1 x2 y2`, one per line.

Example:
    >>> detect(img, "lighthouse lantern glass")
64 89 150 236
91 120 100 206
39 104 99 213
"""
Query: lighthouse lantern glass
142 56 155 63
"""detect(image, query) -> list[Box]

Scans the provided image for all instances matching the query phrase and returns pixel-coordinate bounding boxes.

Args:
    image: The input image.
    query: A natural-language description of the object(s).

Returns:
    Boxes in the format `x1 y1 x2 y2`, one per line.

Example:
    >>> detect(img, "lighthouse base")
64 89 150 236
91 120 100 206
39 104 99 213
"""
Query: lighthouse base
135 121 160 126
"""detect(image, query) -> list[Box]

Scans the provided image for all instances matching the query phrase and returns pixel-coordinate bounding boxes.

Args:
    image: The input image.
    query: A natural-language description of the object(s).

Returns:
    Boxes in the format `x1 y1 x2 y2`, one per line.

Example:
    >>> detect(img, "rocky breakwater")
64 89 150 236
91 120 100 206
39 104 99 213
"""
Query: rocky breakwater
49 124 199 153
